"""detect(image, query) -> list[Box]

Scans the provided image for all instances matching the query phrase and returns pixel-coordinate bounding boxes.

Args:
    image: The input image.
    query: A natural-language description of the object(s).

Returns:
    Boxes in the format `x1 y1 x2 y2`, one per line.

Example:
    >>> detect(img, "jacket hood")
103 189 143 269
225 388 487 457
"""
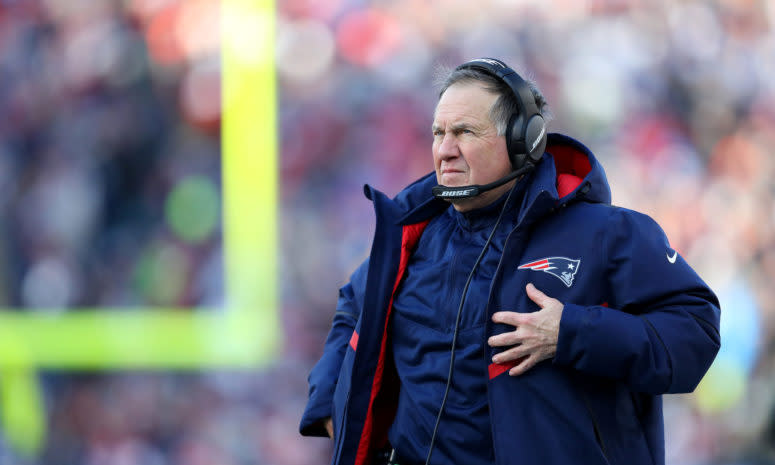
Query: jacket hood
542 132 611 205
364 133 611 225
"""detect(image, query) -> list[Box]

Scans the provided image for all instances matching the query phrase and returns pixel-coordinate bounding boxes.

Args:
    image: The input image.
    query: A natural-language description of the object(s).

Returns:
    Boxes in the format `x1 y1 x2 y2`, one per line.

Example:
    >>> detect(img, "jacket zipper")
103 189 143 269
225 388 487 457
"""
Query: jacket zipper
483 190 552 464
483 217 524 465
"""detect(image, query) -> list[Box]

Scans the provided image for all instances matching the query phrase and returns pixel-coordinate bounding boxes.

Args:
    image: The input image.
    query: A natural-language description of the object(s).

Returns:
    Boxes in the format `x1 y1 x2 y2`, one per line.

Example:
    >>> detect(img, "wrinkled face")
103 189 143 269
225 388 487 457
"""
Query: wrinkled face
432 82 513 212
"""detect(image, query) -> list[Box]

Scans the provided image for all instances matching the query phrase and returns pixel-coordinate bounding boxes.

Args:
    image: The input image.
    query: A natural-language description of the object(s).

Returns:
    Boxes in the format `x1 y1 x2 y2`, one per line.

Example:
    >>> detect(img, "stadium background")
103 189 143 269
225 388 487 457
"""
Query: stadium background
0 0 773 464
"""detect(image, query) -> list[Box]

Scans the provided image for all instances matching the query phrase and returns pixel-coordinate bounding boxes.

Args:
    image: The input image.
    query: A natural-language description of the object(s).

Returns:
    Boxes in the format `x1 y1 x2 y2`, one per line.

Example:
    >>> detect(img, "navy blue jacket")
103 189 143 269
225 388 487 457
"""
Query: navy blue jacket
300 133 721 465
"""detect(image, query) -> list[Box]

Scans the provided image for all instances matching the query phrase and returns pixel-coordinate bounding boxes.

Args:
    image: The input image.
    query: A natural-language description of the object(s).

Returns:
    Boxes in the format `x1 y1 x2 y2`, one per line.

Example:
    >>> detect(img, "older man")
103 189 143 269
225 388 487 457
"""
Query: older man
300 58 720 465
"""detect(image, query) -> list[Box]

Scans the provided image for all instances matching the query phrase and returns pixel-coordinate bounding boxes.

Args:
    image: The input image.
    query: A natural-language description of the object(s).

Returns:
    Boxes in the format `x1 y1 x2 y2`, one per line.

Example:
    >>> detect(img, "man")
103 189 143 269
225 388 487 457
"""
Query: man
300 58 720 465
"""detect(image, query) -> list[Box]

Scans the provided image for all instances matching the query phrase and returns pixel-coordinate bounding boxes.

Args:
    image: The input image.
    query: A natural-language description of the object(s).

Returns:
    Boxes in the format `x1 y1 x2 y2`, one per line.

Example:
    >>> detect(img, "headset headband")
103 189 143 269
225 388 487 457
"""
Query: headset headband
455 58 540 123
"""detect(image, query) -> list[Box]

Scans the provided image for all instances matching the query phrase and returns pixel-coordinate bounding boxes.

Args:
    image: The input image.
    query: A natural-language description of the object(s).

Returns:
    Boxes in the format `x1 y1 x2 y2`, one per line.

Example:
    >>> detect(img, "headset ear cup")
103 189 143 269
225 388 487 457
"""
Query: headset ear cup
506 113 526 170
524 115 547 164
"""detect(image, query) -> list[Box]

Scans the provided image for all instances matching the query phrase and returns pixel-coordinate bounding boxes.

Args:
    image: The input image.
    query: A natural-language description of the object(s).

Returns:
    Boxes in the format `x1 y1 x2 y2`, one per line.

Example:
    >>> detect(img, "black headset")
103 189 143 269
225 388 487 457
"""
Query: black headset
454 58 547 171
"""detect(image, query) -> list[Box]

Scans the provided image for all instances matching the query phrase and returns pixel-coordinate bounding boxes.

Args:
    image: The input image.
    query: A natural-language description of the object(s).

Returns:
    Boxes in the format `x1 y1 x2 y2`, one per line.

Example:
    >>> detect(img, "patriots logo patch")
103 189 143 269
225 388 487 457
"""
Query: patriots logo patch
518 257 581 287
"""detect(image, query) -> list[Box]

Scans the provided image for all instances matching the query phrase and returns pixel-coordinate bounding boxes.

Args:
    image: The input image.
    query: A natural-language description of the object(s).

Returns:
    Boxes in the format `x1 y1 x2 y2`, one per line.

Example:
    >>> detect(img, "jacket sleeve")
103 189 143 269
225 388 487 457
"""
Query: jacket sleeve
553 208 721 394
299 258 368 436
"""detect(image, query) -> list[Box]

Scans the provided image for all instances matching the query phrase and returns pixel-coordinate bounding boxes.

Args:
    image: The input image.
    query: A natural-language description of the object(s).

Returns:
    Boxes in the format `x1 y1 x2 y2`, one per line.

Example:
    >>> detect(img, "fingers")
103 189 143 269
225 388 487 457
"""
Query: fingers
491 311 525 326
492 284 554 327
488 329 521 347
509 354 538 376
488 284 560 377
525 282 550 308
491 344 529 364
324 417 334 439
489 311 528 348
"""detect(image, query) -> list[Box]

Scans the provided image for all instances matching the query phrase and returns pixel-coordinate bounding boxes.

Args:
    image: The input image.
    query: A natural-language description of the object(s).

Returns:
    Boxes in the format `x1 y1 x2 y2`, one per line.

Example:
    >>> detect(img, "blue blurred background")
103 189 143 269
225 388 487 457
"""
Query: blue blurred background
0 0 774 464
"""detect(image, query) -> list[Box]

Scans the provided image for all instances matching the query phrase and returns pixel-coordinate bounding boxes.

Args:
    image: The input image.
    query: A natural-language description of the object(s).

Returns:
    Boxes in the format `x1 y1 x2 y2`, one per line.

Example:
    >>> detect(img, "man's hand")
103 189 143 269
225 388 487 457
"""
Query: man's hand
324 417 334 438
487 283 563 376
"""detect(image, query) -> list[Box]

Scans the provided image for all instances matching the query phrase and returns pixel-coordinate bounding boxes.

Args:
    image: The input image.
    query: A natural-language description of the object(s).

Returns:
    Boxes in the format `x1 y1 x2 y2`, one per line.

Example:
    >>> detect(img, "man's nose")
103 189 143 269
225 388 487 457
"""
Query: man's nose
437 134 459 160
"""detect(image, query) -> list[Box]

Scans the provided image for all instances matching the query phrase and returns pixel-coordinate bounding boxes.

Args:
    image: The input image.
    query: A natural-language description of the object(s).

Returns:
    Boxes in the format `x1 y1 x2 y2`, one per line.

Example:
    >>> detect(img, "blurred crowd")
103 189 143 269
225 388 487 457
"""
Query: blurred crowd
0 0 774 464
0 0 223 310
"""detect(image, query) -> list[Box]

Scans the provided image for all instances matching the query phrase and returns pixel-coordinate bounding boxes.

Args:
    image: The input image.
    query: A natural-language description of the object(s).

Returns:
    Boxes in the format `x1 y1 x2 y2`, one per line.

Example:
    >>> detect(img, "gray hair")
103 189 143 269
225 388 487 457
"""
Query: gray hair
433 63 552 136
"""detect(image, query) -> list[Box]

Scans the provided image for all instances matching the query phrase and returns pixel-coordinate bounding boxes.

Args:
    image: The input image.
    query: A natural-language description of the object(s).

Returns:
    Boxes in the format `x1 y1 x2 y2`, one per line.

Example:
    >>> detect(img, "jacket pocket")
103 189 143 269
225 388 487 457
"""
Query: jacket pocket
581 391 610 463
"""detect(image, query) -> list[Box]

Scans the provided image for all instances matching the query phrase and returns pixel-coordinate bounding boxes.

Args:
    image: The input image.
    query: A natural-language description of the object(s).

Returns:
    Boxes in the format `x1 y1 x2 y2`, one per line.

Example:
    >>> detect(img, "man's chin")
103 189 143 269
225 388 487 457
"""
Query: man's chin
438 174 468 186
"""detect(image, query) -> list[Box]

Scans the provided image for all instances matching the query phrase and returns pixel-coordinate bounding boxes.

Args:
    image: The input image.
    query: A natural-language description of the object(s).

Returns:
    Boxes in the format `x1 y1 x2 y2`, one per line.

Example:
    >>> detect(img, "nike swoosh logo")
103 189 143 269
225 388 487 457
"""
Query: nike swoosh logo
667 250 678 264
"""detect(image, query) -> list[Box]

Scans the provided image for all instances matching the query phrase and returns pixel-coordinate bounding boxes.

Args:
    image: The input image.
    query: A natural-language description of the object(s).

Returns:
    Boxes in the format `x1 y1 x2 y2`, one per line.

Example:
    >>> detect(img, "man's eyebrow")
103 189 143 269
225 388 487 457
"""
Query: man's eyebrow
431 122 482 132
450 122 477 131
